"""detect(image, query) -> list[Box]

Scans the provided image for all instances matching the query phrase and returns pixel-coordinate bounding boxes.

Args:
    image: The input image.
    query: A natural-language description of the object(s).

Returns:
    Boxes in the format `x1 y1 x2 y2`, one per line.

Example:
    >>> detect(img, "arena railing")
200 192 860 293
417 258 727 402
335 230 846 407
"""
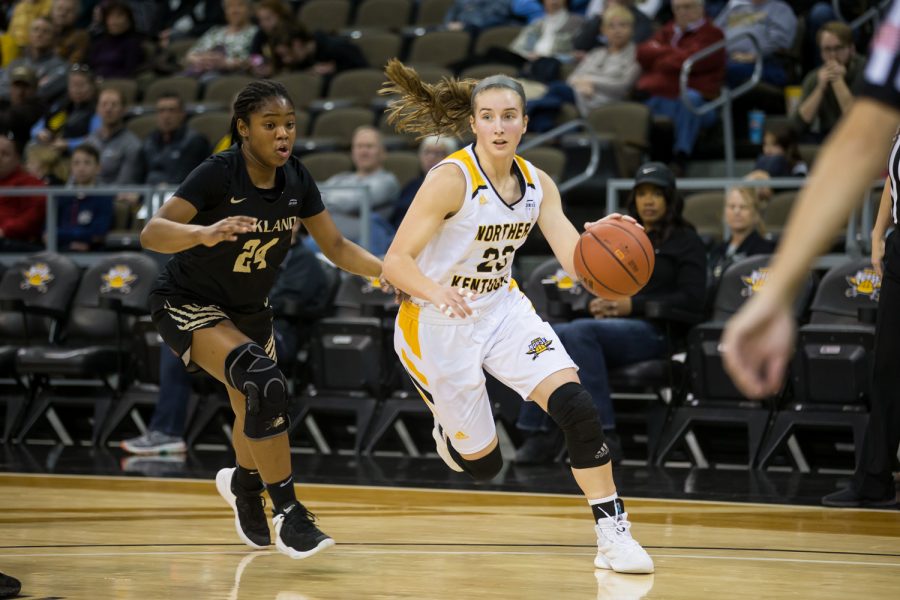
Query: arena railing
518 118 601 193
604 176 885 263
679 32 764 179
832 0 891 31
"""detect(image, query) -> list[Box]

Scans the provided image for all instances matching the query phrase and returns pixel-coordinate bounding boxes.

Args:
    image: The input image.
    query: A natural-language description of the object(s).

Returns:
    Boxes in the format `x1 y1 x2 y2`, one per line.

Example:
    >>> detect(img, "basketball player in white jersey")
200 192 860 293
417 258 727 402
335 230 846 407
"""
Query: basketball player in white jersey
380 59 654 574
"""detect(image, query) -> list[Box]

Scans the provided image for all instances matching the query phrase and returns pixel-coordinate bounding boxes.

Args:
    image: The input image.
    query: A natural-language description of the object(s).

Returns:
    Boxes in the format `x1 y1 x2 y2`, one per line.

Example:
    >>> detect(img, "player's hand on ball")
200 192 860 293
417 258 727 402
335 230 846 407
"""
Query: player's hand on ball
199 216 257 246
583 212 643 230
429 286 477 318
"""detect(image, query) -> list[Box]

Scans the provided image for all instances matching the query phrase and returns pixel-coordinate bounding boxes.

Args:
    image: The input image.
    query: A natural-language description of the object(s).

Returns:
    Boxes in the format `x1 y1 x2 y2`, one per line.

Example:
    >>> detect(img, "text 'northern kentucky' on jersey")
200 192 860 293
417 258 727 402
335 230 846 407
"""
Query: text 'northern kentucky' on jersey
414 142 543 317
157 146 325 312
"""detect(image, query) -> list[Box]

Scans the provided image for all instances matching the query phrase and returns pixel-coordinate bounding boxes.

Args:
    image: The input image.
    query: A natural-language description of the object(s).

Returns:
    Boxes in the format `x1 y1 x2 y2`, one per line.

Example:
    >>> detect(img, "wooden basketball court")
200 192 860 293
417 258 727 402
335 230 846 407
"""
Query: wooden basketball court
1 473 898 598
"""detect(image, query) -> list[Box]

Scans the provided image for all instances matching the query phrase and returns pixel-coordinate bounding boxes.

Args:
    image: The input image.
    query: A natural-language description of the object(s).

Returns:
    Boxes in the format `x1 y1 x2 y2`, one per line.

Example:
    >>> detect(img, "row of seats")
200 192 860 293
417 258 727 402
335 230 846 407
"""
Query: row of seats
528 253 876 469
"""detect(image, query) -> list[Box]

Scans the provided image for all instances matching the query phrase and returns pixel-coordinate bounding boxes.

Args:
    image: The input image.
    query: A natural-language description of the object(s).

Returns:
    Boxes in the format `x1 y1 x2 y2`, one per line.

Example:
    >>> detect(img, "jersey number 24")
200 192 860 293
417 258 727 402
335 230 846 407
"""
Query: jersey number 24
233 238 279 273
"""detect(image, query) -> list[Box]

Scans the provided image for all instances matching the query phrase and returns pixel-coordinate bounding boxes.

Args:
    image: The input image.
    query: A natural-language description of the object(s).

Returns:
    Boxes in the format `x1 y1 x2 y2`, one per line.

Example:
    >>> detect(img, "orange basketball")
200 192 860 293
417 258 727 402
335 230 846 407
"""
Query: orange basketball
573 220 655 300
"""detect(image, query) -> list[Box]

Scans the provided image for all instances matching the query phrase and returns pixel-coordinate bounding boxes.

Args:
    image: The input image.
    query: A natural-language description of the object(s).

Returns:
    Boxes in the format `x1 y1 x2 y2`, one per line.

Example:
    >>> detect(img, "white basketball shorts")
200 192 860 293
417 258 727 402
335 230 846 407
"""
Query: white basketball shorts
394 286 577 455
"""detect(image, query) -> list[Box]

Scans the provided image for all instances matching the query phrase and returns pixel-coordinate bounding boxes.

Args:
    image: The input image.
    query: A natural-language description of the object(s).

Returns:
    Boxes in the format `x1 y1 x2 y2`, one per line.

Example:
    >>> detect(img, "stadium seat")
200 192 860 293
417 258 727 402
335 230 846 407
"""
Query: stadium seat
682 191 725 246
383 151 420 187
520 146 566 182
101 79 139 105
762 190 796 237
757 257 877 470
298 0 352 34
414 0 454 27
309 68 388 113
0 253 80 443
353 0 413 30
188 112 232 147
273 72 324 109
143 75 199 105
584 102 651 178
14 254 160 445
202 75 254 105
407 31 471 67
301 151 353 181
125 113 158 139
353 32 403 70
656 255 815 468
460 63 518 80
473 25 523 55
303 107 375 152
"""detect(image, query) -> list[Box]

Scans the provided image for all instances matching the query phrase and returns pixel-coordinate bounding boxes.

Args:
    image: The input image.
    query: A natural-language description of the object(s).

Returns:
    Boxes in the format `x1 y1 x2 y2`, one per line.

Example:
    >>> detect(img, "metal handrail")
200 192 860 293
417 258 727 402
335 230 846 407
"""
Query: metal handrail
518 118 601 193
680 32 764 179
832 0 892 31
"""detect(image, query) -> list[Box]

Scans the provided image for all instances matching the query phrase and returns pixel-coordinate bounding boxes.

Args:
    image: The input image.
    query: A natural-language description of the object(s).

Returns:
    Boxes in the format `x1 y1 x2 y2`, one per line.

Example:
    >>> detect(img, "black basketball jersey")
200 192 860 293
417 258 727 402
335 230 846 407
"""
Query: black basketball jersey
859 0 900 109
155 146 325 311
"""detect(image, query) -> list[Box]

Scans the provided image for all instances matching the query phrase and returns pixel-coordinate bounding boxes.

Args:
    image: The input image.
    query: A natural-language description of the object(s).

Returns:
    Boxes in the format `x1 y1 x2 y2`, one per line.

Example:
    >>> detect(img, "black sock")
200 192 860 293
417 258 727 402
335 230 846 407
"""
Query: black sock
590 497 625 522
266 475 297 513
234 465 263 493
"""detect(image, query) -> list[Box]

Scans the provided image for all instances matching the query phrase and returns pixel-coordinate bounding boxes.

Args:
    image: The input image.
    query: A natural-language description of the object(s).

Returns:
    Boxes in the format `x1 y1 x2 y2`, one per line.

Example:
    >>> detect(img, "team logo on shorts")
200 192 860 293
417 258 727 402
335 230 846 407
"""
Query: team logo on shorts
526 337 555 360
20 263 54 293
845 269 881 301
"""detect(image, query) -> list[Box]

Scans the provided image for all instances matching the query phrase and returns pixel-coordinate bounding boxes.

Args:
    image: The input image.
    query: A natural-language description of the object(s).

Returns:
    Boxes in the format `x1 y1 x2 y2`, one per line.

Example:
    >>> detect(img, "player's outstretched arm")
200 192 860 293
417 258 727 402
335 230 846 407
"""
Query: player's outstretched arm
302 209 383 279
383 164 472 316
722 98 900 398
140 197 256 254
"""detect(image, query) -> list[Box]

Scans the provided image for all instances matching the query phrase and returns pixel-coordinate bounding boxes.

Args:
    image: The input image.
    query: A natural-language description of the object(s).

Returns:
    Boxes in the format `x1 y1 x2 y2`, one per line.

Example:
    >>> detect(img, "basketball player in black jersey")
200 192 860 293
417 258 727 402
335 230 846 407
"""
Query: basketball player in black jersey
141 80 386 558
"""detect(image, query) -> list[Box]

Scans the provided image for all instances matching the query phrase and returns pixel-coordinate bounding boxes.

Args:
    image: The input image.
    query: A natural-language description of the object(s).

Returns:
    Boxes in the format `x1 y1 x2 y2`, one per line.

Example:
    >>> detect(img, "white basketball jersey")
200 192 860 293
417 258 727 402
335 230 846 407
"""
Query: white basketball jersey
413 143 544 316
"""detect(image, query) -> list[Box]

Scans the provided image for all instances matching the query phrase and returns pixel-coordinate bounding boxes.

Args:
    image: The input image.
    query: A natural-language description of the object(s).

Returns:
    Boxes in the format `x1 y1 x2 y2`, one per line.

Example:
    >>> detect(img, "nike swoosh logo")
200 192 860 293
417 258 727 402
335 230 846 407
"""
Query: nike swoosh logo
230 196 247 204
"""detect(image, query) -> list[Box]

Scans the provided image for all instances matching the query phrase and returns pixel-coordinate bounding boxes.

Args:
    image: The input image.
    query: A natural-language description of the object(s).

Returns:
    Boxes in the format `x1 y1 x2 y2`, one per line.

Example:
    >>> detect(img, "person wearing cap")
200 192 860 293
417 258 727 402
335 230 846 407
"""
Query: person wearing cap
515 161 707 465
0 65 47 133
0 16 69 104
0 129 47 251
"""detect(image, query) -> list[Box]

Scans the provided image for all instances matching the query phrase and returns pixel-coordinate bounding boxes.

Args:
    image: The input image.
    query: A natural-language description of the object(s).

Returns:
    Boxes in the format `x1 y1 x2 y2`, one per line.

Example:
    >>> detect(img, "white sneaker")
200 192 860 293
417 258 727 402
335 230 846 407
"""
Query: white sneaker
594 512 654 574
431 419 463 472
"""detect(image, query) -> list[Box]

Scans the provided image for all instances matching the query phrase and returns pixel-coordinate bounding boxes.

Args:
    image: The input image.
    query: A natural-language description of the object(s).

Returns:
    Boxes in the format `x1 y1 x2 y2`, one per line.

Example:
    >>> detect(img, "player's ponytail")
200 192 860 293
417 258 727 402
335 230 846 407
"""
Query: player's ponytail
230 80 294 147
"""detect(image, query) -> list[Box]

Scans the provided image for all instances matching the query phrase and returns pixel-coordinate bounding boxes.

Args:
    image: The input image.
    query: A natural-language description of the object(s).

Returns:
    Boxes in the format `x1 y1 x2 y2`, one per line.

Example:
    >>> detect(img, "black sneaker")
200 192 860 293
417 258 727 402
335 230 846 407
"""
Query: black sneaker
822 486 898 508
0 572 21 600
273 501 335 559
215 467 270 548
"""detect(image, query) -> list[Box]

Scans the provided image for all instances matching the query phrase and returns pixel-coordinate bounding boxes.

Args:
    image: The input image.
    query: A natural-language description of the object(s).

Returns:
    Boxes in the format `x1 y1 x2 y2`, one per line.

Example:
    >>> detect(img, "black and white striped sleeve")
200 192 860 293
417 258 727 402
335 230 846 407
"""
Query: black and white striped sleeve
859 0 900 108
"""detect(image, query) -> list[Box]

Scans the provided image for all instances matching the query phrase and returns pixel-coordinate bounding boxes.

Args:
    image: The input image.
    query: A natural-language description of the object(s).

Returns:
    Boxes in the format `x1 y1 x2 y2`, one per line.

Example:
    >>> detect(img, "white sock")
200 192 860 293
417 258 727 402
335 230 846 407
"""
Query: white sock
588 493 619 506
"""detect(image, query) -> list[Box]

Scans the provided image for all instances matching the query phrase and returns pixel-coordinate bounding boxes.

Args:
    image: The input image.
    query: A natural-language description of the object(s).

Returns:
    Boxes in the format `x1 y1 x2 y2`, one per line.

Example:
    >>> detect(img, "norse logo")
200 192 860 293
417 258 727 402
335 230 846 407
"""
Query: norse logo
845 269 881 302
20 263 54 293
101 265 137 294
526 336 555 360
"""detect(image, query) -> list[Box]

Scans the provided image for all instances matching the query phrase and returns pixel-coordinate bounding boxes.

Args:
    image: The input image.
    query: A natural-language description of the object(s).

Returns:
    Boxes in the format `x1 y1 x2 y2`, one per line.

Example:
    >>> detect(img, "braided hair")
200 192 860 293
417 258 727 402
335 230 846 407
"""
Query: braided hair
230 80 294 147
380 59 526 139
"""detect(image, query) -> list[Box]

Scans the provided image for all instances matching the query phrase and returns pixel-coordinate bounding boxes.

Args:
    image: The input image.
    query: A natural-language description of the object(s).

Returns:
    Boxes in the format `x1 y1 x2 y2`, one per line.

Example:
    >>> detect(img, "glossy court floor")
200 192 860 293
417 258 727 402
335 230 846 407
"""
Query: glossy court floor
1 448 899 599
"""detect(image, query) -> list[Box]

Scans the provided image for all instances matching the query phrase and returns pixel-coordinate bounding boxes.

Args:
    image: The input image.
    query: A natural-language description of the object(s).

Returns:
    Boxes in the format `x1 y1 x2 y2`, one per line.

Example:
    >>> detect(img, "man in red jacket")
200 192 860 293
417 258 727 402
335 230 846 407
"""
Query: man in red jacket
0 130 46 251
636 0 726 174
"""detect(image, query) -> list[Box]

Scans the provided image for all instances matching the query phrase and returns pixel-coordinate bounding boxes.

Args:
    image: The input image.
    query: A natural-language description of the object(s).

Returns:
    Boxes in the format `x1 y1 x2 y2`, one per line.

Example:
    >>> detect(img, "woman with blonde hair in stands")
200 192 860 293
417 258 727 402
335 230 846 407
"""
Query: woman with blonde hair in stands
707 186 776 296
380 59 653 574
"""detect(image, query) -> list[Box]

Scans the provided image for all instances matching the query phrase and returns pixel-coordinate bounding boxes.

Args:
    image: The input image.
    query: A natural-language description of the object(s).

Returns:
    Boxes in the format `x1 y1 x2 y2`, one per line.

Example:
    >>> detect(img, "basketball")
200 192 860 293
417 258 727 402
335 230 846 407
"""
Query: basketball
573 220 655 300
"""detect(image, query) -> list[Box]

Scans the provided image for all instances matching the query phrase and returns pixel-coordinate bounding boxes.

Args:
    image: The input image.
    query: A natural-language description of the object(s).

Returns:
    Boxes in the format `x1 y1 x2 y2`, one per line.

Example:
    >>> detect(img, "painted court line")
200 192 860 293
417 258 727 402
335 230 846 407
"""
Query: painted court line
3 548 899 568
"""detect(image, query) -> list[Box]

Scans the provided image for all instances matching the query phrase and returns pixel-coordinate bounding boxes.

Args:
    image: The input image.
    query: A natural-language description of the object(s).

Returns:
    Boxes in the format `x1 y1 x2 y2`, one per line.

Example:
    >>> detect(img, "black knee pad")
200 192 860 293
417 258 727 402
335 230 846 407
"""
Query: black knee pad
225 342 289 440
547 382 610 469
448 442 504 482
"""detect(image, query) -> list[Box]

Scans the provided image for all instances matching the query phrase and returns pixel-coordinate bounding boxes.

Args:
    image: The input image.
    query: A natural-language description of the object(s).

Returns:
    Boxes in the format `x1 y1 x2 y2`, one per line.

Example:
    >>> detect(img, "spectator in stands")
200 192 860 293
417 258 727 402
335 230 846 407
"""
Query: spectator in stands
714 0 797 88
516 163 707 463
515 162 707 464
51 0 88 64
508 0 583 82
24 142 66 185
54 143 113 250
573 0 653 51
155 0 225 44
122 221 329 456
184 0 258 80
754 122 807 176
6 0 52 51
526 4 639 131
0 16 69 104
320 126 399 255
0 129 47 251
390 135 458 229
84 87 142 185
249 0 293 78
86 0 145 80
791 21 865 144
636 0 726 174
707 186 775 296
444 0 515 34
0 66 47 133
139 93 210 186
30 63 100 153
269 25 367 78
